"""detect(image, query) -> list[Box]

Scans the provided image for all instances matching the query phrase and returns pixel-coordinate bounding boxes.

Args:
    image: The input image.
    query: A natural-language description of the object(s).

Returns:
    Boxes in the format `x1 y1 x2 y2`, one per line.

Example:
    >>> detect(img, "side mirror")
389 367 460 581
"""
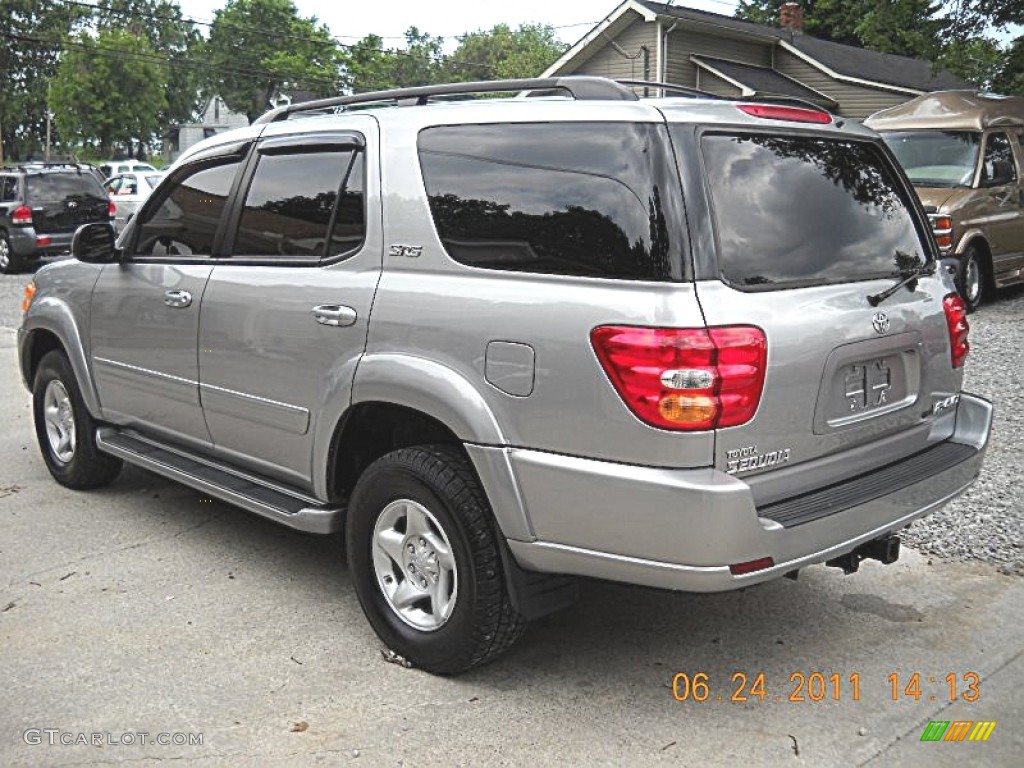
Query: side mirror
71 222 118 264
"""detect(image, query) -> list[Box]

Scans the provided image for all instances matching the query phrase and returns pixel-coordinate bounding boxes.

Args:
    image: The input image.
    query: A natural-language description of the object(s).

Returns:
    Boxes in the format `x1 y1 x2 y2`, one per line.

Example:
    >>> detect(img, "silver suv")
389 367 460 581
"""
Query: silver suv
18 78 992 674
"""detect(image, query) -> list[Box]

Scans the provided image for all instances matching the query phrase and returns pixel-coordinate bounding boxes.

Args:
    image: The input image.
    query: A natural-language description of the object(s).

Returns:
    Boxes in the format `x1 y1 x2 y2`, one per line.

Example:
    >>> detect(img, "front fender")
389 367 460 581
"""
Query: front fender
954 230 987 257
21 298 102 417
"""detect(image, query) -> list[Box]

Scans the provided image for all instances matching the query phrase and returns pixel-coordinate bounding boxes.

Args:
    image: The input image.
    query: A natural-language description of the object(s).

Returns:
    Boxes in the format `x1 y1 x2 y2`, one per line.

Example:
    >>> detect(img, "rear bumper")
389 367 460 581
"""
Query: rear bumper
8 228 74 257
503 393 992 592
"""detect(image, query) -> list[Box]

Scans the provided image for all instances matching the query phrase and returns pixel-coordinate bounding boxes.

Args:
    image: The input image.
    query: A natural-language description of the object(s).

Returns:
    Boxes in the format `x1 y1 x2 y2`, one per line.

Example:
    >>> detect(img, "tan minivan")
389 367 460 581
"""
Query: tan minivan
866 91 1024 311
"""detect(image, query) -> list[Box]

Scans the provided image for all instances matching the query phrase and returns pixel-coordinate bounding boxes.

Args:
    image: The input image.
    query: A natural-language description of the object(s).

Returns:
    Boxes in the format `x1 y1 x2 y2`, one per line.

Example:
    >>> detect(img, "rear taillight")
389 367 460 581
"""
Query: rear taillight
590 325 767 431
11 205 32 225
737 104 832 124
942 293 969 369
108 200 116 219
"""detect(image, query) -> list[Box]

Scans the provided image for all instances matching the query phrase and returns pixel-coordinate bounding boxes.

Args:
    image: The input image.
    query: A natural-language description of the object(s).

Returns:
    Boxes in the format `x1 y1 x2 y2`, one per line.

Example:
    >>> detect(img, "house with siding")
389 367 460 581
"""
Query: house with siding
542 1 969 119
163 96 249 164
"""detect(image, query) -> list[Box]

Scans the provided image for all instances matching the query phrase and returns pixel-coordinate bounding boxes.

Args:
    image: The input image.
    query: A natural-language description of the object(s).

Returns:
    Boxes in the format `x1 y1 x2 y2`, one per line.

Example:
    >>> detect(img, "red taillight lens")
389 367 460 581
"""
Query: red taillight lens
11 205 32 225
108 200 117 219
35 236 51 247
737 104 832 124
942 293 970 369
590 325 767 431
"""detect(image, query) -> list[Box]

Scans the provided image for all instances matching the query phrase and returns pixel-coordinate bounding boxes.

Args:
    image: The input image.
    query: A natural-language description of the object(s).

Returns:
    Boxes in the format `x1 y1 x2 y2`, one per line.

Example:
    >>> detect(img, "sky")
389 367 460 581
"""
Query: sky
173 0 1019 50
173 0 742 49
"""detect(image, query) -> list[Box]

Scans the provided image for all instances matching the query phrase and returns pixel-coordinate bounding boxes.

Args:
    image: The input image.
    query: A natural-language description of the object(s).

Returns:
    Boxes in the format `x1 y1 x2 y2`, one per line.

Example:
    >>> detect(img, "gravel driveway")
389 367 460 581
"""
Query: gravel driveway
902 283 1024 574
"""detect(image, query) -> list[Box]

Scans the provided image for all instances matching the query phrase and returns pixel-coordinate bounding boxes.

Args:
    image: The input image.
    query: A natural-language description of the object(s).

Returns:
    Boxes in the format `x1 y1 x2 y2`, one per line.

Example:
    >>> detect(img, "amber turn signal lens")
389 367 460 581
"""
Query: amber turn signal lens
932 216 953 232
935 234 953 249
657 394 717 426
22 281 36 314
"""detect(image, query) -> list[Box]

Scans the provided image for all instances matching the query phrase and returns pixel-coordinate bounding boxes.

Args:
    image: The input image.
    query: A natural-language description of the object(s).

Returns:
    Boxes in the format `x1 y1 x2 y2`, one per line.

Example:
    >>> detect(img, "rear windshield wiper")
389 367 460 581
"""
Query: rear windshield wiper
867 262 933 307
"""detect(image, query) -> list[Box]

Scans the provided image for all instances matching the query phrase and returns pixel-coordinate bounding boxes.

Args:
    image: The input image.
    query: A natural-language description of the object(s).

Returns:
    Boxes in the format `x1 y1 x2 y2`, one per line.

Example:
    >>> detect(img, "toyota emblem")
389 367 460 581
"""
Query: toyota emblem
872 311 890 334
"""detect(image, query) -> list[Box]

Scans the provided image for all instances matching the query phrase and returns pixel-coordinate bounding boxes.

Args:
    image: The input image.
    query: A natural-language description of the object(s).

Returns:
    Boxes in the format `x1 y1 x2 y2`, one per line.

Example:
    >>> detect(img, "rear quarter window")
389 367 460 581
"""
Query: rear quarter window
418 122 686 281
696 132 929 290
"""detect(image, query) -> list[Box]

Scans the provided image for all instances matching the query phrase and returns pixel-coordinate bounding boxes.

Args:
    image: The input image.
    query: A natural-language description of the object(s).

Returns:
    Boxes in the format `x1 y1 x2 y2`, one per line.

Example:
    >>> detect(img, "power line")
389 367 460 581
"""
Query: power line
13 33 342 90
59 0 506 73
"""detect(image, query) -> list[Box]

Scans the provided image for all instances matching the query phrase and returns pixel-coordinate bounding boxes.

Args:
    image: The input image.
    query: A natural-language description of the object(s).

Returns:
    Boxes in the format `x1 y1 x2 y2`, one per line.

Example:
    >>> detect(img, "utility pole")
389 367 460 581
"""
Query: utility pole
45 81 52 163
0 114 4 166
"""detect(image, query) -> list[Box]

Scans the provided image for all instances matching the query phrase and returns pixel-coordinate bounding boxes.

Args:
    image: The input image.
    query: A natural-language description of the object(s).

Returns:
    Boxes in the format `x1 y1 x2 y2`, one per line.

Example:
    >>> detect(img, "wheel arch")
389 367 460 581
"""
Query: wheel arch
20 312 102 417
955 233 994 284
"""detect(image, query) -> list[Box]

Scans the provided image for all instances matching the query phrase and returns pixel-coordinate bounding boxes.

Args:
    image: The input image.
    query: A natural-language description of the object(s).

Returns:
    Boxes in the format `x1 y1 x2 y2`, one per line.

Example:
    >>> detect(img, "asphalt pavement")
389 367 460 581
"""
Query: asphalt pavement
1 264 1022 767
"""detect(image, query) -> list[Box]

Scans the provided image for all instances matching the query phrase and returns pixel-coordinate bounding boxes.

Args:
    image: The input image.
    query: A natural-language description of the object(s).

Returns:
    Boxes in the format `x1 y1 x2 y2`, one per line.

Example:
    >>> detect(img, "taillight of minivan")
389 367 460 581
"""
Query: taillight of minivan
591 325 767 431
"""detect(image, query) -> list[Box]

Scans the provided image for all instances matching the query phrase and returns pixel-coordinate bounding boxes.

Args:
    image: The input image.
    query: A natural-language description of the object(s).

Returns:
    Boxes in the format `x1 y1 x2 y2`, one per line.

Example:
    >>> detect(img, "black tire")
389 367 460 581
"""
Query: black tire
0 231 23 274
346 445 525 675
32 351 122 489
956 246 986 313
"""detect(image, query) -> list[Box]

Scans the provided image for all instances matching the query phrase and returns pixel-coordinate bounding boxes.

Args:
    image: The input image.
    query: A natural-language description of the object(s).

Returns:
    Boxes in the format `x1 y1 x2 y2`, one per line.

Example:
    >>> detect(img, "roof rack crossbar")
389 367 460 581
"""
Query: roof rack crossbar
254 76 639 124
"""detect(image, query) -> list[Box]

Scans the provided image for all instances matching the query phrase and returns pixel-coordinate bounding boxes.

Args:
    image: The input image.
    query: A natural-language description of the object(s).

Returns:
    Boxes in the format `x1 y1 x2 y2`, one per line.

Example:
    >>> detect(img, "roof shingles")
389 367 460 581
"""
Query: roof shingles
635 0 968 93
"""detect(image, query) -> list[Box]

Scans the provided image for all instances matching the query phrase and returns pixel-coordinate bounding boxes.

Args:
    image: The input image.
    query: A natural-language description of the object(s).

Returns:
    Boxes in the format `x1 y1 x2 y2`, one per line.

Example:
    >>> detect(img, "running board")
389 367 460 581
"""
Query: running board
95 428 344 534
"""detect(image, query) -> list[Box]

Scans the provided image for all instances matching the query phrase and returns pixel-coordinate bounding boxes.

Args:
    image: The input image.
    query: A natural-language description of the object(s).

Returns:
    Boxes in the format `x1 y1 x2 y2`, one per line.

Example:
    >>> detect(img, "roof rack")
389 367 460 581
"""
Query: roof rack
2 161 96 175
616 79 724 100
254 76 639 124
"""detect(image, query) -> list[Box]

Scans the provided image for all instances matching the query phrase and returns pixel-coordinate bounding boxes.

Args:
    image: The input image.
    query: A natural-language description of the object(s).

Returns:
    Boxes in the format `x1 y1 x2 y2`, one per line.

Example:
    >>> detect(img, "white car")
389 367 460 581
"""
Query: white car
103 172 164 232
99 160 159 179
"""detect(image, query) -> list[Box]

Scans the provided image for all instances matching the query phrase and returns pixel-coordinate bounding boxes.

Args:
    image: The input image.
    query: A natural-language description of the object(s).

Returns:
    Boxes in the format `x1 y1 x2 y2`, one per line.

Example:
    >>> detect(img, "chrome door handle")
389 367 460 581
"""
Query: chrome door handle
312 304 357 327
164 289 192 308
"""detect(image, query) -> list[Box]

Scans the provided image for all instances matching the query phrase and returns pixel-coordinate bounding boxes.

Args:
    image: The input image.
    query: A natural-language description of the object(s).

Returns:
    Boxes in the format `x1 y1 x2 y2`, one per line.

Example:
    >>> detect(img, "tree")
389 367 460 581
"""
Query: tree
736 1 953 58
975 0 1024 25
445 23 567 82
94 1 203 126
937 37 1006 89
205 0 343 122
50 29 168 157
345 27 446 91
992 36 1024 94
0 0 89 161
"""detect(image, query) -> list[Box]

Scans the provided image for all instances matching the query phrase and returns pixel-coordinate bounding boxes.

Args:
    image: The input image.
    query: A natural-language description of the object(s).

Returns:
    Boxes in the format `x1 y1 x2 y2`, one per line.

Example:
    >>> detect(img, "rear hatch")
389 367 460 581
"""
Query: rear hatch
25 172 109 234
679 125 963 497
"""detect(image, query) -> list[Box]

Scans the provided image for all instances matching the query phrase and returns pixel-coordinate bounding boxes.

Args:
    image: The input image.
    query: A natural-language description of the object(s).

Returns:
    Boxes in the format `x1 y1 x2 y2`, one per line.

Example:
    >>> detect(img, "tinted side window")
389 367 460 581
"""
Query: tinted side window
418 123 684 281
232 149 364 260
697 133 927 290
982 132 1016 185
134 159 241 258
0 177 17 201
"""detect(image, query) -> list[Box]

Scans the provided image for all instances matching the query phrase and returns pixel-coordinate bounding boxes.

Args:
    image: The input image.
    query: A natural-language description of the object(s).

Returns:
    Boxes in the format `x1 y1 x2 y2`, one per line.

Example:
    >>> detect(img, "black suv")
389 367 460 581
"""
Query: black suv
0 164 111 273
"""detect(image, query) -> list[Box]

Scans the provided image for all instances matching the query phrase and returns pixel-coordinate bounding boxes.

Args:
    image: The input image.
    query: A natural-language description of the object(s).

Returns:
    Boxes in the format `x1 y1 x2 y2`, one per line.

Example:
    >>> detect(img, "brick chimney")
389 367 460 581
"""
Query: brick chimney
779 2 805 34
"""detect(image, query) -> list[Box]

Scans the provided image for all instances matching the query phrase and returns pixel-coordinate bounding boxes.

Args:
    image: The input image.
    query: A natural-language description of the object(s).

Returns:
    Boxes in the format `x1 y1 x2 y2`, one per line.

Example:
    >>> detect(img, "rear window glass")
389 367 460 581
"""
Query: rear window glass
697 133 928 290
26 173 105 201
418 122 685 281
